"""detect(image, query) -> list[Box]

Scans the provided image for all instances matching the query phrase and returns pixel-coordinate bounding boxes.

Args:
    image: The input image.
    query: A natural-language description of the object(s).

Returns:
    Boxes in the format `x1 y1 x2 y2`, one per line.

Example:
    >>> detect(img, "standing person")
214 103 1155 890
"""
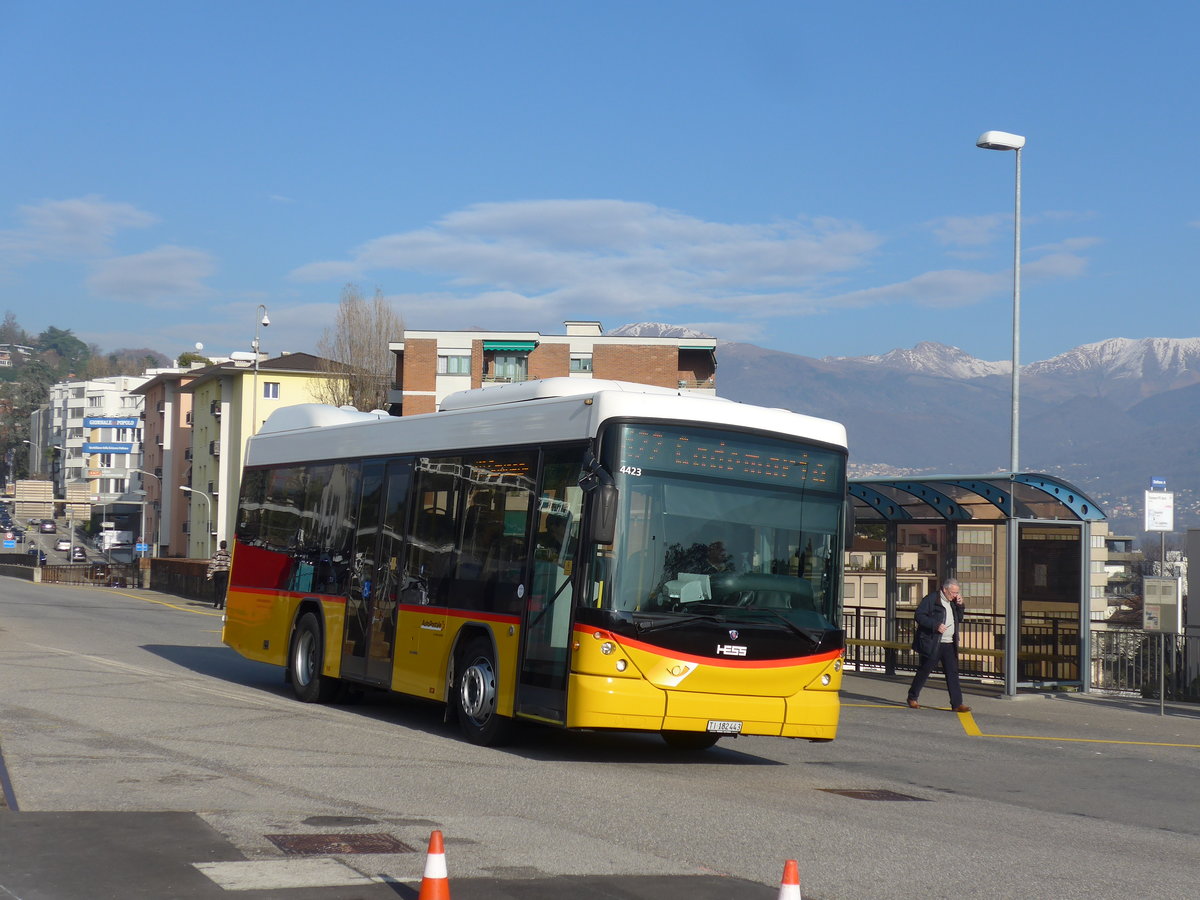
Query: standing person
207 540 231 609
906 577 971 712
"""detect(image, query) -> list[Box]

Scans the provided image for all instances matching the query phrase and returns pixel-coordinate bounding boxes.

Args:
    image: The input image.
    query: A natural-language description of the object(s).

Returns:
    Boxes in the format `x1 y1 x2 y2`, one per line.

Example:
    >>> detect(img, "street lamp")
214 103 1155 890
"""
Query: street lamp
251 304 270 432
179 485 213 558
976 130 1025 475
977 129 1025 700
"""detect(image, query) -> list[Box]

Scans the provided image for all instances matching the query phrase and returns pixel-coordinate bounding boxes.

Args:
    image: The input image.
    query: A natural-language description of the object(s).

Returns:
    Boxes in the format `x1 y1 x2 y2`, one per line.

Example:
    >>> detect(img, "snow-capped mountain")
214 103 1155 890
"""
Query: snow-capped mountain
1027 337 1200 380
608 326 1200 533
606 322 715 339
827 341 1010 379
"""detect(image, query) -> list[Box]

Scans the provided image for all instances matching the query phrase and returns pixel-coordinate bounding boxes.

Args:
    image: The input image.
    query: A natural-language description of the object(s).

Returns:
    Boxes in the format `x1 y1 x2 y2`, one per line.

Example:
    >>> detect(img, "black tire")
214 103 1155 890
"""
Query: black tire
661 730 721 751
290 612 341 703
455 636 512 746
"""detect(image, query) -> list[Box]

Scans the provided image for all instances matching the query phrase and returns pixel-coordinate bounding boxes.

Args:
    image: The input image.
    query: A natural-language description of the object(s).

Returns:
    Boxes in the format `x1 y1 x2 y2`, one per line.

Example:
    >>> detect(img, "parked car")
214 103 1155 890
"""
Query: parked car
40 519 56 533
71 546 86 562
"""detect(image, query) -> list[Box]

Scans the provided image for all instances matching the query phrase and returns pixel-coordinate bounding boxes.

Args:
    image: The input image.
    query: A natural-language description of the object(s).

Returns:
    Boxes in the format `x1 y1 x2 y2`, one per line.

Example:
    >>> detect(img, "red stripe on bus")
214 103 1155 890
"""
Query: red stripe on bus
572 624 843 669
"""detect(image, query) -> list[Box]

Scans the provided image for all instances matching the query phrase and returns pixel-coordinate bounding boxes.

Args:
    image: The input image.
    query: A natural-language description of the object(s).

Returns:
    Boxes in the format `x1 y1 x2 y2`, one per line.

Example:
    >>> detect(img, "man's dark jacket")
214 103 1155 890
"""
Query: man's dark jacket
911 588 965 657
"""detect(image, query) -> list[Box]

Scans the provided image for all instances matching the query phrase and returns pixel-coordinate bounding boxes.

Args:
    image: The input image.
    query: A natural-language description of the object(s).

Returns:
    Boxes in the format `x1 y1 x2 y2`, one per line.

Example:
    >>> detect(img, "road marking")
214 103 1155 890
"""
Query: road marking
850 701 1200 749
99 588 223 616
957 709 982 736
195 859 395 891
969 731 1200 749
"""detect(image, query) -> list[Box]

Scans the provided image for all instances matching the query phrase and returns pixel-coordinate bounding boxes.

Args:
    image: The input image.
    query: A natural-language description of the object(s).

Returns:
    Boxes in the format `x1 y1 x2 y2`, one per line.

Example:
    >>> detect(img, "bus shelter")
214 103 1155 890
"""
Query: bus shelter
845 473 1106 696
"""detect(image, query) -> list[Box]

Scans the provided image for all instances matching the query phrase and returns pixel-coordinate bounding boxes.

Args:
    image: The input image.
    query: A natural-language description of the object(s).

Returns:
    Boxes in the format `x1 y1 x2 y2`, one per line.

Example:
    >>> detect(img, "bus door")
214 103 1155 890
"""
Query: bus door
516 449 585 723
341 458 412 687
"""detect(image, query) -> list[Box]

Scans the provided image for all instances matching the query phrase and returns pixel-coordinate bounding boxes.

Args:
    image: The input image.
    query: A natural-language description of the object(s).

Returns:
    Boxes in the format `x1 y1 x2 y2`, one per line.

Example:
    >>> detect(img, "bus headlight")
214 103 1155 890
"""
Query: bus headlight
616 659 628 672
820 673 832 686
600 642 615 655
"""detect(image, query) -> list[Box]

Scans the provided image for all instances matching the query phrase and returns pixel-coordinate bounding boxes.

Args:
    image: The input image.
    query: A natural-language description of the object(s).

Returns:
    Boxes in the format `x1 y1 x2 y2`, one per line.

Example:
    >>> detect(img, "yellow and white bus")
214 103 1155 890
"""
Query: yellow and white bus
222 378 848 748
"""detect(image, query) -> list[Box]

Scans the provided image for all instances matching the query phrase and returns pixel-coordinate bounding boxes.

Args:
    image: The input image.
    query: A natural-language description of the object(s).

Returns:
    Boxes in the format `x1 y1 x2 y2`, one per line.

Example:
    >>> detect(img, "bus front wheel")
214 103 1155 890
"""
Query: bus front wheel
455 637 512 746
290 612 340 703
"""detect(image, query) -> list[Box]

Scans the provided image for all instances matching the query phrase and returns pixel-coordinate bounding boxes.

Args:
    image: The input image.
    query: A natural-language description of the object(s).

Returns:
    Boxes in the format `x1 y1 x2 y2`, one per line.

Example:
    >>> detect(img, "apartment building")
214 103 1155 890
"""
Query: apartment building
30 375 149 502
176 352 347 557
389 321 717 415
129 368 197 557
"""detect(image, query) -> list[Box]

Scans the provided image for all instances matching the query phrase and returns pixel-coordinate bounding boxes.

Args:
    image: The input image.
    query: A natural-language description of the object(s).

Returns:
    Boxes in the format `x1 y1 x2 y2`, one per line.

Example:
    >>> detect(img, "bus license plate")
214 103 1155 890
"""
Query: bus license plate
706 720 742 734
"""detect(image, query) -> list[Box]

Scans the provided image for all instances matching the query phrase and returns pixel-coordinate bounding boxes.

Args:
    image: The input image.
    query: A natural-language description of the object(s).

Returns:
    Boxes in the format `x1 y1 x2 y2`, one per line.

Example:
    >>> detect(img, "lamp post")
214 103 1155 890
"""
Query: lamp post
976 130 1025 475
179 485 213 558
134 469 160 555
251 304 270 433
977 129 1025 699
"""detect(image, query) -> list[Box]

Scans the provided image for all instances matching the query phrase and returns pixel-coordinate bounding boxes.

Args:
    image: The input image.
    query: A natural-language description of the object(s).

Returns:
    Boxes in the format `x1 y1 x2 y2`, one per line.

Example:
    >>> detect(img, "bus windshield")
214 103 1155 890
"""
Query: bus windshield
602 423 846 629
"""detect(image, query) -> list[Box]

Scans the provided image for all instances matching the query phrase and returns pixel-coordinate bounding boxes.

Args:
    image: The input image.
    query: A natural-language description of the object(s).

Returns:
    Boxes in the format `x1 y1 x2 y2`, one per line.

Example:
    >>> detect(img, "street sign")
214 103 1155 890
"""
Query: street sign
1144 490 1174 532
135 543 148 552
1143 576 1183 634
3 540 14 549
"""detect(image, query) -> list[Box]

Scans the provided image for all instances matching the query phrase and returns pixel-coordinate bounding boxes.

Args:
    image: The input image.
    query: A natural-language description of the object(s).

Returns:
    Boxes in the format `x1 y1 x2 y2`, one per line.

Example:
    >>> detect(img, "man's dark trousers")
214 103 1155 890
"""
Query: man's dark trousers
908 641 963 708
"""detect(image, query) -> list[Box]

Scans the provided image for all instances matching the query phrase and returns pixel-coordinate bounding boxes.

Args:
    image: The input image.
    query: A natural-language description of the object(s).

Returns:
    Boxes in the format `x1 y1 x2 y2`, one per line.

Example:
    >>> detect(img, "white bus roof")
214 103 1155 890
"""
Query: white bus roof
247 379 846 468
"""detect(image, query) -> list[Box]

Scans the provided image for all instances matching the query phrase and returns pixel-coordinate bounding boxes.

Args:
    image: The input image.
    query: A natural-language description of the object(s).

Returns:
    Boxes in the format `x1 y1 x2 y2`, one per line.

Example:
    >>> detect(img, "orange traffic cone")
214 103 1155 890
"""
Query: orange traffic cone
417 829 450 900
777 858 801 899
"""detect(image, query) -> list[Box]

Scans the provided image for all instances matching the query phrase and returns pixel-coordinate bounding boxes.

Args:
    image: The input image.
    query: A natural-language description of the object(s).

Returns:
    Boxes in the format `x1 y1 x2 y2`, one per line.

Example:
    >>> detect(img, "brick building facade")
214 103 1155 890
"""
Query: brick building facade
389 321 716 415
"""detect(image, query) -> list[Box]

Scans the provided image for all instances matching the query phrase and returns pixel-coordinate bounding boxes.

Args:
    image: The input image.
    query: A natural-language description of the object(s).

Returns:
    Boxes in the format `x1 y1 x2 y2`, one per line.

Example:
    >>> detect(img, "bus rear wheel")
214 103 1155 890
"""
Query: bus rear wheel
661 730 721 751
290 612 341 703
455 637 512 746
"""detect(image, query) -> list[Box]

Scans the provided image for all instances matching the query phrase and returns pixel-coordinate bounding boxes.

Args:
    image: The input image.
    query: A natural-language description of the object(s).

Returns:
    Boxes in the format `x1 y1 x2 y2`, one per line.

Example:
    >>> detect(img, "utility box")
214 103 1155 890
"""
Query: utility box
1142 576 1183 634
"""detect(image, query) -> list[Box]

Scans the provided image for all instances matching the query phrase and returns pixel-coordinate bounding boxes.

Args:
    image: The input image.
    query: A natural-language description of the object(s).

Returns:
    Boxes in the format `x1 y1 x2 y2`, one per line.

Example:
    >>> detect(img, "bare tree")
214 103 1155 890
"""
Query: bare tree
312 284 404 411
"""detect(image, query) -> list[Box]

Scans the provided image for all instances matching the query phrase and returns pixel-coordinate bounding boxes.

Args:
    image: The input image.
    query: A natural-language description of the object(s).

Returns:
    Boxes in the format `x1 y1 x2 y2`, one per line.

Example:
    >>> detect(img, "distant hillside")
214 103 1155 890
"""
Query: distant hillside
613 325 1200 537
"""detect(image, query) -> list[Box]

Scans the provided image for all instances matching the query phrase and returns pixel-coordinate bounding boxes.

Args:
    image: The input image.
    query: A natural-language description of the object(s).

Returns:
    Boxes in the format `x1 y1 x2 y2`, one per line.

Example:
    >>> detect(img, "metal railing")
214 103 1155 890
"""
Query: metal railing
842 606 1080 683
1090 628 1200 700
36 562 138 587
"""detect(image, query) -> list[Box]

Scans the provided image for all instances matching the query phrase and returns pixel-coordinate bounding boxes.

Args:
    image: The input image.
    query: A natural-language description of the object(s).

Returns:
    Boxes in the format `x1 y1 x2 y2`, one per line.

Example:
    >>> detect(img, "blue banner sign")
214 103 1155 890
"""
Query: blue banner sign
1151 477 1167 489
82 443 133 454
84 417 139 428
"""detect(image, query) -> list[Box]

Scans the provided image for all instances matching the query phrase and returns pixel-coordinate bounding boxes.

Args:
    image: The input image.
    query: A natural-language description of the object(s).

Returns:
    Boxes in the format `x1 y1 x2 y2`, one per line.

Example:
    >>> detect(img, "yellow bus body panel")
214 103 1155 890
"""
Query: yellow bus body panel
225 595 840 739
222 588 347 678
567 626 843 738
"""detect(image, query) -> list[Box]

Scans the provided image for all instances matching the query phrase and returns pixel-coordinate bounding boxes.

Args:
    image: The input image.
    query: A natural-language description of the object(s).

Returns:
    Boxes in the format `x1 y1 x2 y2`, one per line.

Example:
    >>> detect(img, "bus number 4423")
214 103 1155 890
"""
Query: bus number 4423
716 644 747 657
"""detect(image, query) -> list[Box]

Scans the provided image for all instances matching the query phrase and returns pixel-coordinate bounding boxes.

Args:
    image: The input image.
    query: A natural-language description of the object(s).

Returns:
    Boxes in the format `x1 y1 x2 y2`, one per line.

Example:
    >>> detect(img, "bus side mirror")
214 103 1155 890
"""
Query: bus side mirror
580 449 617 545
588 483 618 545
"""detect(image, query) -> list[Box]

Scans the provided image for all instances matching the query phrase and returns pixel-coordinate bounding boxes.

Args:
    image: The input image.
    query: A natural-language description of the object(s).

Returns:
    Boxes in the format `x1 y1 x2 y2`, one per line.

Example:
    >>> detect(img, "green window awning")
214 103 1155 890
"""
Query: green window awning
483 341 537 352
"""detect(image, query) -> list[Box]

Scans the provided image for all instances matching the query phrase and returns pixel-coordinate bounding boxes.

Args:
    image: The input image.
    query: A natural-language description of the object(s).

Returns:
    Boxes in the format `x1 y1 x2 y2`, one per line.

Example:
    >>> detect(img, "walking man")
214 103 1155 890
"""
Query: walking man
207 540 231 609
907 577 971 712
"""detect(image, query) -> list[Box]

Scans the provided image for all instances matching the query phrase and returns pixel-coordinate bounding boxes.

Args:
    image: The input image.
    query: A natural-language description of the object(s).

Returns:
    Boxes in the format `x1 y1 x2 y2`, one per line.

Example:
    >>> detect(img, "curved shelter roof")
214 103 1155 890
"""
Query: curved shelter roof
849 473 1105 523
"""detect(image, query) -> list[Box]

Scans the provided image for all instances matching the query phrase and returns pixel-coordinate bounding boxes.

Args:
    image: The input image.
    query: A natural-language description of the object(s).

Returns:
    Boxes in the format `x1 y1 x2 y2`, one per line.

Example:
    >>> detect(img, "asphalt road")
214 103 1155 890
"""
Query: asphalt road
1 579 1198 899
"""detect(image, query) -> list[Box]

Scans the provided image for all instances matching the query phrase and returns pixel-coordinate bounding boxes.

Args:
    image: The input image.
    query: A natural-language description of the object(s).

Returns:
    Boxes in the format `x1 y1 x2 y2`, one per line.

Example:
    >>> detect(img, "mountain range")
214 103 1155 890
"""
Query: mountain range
610 325 1200 537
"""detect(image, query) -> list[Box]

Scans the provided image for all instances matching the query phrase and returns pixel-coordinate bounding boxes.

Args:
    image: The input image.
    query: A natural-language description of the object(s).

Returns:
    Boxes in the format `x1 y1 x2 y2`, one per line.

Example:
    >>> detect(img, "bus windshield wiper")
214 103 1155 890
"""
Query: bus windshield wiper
632 612 726 633
730 606 825 642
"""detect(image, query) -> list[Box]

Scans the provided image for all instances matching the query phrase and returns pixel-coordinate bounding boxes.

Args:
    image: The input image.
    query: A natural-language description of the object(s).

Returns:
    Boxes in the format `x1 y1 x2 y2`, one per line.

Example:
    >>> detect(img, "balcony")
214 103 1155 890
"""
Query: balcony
209 440 220 456
481 373 532 384
209 400 221 418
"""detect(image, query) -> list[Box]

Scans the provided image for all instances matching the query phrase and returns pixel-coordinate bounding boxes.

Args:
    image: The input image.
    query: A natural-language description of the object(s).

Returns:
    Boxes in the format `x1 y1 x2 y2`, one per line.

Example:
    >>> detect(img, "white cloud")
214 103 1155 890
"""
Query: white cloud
288 199 1096 333
87 245 217 303
930 214 1010 248
290 199 882 323
0 195 157 266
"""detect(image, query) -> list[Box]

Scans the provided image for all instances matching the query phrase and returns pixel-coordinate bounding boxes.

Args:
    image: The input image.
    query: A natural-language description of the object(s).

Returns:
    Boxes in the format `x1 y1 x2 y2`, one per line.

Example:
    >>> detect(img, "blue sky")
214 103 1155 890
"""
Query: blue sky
1 1 1196 366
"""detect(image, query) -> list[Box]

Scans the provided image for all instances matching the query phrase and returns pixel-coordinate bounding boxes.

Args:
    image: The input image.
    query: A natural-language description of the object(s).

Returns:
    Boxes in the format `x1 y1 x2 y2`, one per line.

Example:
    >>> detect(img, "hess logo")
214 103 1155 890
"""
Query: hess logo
716 644 748 657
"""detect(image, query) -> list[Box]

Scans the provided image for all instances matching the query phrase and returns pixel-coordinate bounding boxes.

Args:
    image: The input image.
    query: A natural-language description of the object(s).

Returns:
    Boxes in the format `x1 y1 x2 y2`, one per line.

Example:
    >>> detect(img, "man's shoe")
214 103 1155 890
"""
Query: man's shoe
953 705 972 713
906 699 920 709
